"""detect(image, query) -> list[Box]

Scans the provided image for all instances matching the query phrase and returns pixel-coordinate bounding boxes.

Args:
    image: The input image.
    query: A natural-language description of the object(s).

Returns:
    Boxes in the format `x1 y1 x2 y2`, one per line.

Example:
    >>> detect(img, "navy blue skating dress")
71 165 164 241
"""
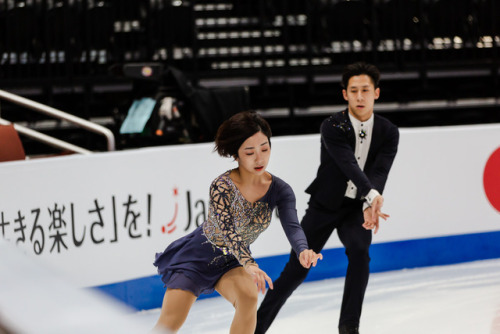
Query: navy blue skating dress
153 170 309 296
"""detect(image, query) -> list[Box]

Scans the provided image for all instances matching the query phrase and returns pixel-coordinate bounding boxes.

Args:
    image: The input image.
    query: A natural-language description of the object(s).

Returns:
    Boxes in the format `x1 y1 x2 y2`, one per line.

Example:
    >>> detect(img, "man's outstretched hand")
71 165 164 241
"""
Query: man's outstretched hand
362 195 389 234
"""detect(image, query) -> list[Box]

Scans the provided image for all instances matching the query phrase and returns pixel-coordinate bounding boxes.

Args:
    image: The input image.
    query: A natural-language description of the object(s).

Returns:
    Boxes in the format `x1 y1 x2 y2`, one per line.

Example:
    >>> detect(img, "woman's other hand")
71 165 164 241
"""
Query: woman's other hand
244 263 274 294
299 249 323 269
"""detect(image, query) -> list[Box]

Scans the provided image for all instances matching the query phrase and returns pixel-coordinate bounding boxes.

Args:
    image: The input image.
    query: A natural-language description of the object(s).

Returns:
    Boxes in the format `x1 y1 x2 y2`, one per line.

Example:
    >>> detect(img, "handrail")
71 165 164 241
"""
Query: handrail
0 118 92 155
0 89 115 152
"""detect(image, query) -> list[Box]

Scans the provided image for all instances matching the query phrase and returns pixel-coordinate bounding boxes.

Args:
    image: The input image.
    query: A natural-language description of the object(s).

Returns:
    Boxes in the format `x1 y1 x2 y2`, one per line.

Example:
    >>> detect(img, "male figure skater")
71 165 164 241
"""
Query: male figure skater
255 62 400 334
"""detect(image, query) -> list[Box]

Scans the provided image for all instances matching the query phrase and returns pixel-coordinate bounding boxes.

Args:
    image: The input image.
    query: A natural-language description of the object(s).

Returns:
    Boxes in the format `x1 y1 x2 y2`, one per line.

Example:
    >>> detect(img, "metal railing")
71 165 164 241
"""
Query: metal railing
0 89 115 154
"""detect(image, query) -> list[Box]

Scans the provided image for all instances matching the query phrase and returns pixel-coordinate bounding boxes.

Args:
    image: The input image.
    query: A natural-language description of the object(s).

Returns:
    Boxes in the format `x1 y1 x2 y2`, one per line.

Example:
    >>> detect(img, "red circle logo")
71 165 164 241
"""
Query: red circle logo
484 147 500 213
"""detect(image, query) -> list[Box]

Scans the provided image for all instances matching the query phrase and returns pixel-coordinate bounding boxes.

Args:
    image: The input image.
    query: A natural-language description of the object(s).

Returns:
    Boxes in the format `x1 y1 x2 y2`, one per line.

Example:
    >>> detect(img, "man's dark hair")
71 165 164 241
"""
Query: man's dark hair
214 111 272 158
341 62 380 89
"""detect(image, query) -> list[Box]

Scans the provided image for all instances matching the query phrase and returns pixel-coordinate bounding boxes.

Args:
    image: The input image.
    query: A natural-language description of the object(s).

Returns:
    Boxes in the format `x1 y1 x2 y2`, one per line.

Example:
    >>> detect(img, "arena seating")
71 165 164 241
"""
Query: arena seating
0 0 499 154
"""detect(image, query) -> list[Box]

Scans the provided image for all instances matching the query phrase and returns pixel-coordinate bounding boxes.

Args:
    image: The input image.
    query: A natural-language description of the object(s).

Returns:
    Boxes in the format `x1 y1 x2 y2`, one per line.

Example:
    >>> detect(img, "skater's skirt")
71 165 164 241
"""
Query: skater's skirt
154 225 241 296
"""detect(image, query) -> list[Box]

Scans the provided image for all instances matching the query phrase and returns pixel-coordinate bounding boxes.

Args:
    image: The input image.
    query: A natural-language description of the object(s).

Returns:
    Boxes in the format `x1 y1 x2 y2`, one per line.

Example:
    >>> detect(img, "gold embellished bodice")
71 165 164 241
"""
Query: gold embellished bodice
203 170 272 267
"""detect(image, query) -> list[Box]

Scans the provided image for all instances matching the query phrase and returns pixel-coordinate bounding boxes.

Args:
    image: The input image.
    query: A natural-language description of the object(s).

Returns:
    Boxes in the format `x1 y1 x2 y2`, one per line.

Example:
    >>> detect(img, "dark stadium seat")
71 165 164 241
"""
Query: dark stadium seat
376 0 431 69
427 0 477 45
326 0 371 44
477 0 500 38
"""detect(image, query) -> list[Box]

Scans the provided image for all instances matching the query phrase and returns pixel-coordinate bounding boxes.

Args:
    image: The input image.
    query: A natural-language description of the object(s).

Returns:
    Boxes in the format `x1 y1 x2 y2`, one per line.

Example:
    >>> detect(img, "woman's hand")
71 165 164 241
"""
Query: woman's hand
244 263 274 294
299 249 323 269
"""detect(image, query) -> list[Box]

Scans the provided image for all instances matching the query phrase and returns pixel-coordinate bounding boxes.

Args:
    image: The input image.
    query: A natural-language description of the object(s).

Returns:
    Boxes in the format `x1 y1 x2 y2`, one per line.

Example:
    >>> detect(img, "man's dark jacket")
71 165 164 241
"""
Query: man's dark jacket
305 109 399 210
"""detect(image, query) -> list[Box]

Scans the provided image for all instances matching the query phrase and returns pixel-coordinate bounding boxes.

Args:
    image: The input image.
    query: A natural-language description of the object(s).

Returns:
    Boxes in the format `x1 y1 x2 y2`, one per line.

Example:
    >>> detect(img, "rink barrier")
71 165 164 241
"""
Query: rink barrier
95 230 500 310
2 124 499 311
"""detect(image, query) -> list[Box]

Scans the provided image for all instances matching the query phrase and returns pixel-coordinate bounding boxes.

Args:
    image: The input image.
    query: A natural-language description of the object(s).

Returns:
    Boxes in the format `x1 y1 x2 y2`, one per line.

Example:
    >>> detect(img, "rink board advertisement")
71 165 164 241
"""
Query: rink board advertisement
1 124 500 310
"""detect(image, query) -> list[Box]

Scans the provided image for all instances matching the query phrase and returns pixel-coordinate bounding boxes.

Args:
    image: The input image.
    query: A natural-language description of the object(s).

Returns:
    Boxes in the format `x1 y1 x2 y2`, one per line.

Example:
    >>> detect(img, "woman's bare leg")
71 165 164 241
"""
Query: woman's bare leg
216 267 259 334
154 288 197 333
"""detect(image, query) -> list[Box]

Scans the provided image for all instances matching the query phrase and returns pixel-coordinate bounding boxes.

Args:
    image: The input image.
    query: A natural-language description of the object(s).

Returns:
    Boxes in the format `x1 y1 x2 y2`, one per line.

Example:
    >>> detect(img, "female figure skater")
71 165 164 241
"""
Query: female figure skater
153 111 322 333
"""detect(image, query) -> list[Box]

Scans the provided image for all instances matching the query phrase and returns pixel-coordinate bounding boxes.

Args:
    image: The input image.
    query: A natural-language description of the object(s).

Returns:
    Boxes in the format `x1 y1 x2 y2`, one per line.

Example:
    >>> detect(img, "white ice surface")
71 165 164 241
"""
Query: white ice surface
134 259 500 334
